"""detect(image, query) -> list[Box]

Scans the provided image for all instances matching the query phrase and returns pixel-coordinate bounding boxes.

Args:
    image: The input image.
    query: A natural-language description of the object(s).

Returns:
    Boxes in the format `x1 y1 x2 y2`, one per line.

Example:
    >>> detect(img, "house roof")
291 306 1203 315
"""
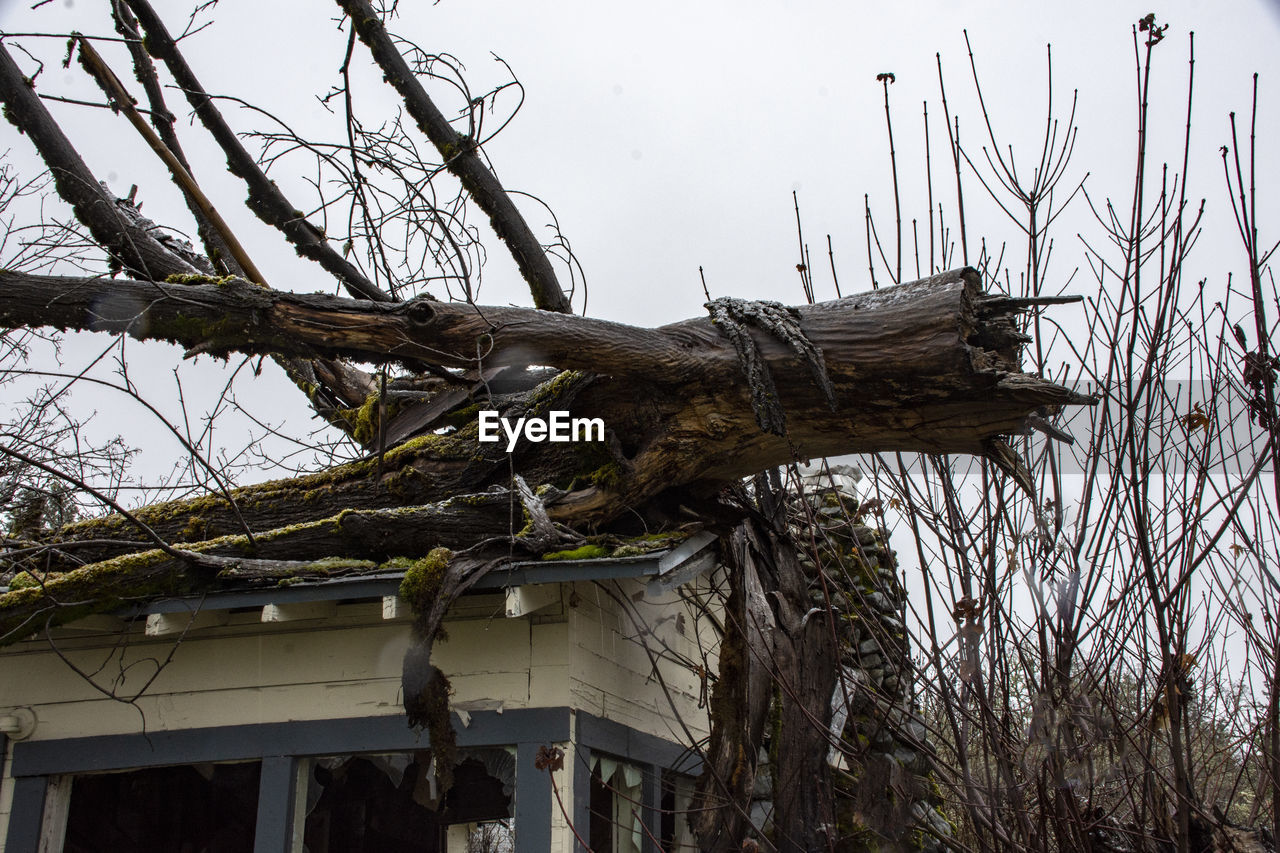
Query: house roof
126 529 719 619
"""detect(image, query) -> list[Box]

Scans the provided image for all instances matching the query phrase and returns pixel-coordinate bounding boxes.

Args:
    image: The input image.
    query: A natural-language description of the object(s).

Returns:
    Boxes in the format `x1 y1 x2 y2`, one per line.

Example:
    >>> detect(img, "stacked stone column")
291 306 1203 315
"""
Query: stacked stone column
787 468 953 852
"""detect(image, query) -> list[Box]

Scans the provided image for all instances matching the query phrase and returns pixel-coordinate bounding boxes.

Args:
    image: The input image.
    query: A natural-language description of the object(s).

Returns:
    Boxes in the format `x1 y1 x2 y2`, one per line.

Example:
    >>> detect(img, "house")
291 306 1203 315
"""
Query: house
0 531 721 851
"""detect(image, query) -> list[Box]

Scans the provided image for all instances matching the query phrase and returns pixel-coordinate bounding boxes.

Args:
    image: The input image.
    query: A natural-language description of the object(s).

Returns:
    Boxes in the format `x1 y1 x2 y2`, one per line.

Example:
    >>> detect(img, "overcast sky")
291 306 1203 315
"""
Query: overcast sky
1 0 1278 488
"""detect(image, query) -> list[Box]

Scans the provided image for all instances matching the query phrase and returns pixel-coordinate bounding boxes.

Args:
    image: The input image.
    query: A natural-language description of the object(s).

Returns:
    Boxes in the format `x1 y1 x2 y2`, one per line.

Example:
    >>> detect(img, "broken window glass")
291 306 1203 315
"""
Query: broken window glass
302 748 513 853
588 754 643 853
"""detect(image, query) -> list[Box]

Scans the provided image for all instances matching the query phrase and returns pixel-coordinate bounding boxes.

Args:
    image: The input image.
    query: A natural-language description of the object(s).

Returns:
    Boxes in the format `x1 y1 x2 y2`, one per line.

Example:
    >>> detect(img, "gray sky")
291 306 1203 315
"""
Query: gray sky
1 0 1278 489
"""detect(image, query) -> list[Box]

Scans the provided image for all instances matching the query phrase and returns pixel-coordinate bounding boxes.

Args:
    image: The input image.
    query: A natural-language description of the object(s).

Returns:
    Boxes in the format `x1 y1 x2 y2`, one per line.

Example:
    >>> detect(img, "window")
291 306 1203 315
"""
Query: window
587 755 642 853
303 749 514 853
659 770 699 852
62 761 261 853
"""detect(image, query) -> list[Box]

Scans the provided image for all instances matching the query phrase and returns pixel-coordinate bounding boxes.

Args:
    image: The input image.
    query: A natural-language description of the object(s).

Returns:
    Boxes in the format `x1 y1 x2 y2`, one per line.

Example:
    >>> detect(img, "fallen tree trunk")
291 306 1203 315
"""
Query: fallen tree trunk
0 267 1085 639
0 266 1082 505
0 267 1056 391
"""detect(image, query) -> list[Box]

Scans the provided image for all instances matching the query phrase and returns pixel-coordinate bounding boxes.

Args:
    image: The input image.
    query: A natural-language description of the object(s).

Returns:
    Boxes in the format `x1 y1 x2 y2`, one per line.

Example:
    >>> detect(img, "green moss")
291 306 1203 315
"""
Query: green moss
214 555 374 586
50 423 479 550
256 518 328 543
443 403 481 429
329 509 355 535
820 491 860 514
393 429 471 461
539 532 687 561
525 369 587 412
164 273 238 287
15 515 335 602
289 432 473 506
309 557 377 571
398 547 453 612
610 531 686 557
384 465 427 500
848 550 878 586
338 391 403 446
541 544 610 561
179 515 211 542
588 462 623 490
558 439 618 492
164 313 240 347
0 547 181 638
92 491 249 536
515 508 535 538
6 571 41 590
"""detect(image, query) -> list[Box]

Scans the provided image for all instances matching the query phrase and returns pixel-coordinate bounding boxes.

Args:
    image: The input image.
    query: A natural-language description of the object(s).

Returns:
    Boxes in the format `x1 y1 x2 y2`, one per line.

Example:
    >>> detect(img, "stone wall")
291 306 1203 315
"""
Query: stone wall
791 468 953 852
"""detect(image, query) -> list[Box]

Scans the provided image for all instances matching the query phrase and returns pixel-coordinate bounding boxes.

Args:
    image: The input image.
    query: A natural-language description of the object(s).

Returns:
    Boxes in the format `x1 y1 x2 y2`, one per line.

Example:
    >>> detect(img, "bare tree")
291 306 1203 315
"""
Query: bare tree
851 15 1278 853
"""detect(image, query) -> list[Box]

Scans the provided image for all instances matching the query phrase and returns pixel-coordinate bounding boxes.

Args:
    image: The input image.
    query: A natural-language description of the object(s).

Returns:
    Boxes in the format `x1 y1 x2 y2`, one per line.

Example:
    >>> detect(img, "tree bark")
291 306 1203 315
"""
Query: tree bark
691 483 845 853
1 266 1085 530
0 492 516 642
0 267 1085 530
691 521 777 851
769 534 840 852
0 266 1083 434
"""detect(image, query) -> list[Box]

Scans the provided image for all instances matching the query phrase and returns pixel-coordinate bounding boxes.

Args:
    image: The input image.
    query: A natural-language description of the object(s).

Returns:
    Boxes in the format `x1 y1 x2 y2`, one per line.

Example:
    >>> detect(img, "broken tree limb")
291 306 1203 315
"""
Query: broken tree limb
0 41 196 281
691 518 779 850
74 36 269 288
0 267 1085 403
0 492 519 643
0 267 1088 527
108 0 245 280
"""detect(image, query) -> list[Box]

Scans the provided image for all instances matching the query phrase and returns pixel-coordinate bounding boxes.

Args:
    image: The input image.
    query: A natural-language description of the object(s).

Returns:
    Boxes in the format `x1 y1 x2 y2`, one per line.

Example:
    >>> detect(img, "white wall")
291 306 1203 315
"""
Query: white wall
0 574 721 849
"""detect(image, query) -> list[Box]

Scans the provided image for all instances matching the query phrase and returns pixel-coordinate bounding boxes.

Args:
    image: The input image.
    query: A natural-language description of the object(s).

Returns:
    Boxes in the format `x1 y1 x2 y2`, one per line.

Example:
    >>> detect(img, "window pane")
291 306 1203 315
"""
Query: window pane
63 762 261 853
303 750 512 853
588 755 643 853
660 770 698 851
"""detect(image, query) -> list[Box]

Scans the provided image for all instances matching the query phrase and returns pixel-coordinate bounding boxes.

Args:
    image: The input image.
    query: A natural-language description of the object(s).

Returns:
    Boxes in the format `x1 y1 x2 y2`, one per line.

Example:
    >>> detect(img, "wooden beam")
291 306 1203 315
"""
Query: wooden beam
144 610 229 637
261 601 337 623
504 584 562 618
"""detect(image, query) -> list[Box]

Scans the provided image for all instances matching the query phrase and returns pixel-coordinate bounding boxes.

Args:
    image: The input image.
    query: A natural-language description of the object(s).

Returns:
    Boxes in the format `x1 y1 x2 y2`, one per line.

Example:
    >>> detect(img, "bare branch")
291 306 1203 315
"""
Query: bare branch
0 41 196 280
120 0 396 303
337 0 572 314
